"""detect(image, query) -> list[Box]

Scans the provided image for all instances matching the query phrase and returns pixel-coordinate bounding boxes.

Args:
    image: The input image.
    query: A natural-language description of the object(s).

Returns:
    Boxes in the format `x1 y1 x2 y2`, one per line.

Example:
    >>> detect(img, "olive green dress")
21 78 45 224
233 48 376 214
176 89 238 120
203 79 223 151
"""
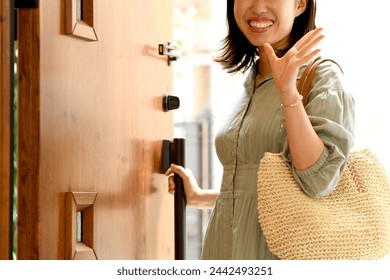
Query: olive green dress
201 61 355 259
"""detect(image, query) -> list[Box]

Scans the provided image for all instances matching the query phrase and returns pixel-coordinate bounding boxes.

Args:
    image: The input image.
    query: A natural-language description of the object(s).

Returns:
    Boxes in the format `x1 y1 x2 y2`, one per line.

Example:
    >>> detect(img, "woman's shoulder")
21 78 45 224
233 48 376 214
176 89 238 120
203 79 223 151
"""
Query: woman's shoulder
309 59 353 97
298 58 343 83
315 59 344 79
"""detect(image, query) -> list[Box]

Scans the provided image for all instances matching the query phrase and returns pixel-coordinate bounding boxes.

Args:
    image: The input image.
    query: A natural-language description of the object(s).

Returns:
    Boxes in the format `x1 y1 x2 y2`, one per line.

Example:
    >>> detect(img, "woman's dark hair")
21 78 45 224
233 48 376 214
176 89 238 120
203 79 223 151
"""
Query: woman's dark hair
215 0 317 74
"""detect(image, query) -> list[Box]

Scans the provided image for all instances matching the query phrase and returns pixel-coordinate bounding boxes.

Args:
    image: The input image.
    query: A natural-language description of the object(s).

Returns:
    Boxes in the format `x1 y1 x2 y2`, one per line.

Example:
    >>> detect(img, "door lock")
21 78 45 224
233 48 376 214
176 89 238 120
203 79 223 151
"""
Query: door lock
158 42 180 66
163 95 180 112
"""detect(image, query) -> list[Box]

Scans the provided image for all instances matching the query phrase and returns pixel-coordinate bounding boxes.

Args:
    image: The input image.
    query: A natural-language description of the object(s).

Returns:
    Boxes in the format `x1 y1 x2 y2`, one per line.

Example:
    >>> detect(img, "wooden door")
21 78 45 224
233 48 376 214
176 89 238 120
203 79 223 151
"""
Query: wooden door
17 0 174 259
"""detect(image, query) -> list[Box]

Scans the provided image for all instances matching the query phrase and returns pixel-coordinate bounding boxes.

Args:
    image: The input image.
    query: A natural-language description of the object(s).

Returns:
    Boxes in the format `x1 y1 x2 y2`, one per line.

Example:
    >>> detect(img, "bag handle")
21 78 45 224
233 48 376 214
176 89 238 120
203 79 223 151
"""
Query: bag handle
296 57 343 106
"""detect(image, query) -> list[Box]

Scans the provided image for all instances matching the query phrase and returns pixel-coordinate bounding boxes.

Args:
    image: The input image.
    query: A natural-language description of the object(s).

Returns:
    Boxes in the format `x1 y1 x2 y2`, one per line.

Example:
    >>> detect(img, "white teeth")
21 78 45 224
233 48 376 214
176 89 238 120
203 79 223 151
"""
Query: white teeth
249 21 274 29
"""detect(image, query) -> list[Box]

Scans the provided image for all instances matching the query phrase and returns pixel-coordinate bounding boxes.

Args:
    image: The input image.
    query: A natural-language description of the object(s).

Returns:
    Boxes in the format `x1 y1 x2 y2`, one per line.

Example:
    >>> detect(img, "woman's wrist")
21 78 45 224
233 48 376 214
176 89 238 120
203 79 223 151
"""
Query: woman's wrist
281 94 303 108
188 188 219 209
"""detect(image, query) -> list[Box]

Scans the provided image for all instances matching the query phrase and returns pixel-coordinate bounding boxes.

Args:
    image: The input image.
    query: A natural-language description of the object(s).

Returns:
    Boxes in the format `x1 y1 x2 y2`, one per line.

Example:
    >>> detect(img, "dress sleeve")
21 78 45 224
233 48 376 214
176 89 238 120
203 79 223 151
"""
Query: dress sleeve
281 61 355 197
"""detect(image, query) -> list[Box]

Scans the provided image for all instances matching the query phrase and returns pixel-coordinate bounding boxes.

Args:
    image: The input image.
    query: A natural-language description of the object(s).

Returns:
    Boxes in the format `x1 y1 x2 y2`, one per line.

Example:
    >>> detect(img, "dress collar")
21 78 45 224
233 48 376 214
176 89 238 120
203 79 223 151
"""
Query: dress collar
244 65 273 95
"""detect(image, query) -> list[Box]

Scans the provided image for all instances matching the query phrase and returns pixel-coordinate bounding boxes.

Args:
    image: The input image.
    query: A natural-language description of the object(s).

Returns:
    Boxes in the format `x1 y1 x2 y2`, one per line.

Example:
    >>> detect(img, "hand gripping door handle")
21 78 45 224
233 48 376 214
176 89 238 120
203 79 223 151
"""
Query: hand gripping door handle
162 138 187 260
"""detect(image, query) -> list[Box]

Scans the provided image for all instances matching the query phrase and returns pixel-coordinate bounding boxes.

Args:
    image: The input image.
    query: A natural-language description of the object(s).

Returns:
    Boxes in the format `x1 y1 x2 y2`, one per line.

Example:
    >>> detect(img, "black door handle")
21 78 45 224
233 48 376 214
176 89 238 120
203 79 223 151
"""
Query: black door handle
162 138 186 260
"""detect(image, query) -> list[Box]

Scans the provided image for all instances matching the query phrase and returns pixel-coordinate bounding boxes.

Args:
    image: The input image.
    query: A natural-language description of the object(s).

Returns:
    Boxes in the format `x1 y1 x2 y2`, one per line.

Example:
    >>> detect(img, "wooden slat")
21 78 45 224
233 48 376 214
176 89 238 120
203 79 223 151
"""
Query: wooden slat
0 0 12 260
17 7 41 260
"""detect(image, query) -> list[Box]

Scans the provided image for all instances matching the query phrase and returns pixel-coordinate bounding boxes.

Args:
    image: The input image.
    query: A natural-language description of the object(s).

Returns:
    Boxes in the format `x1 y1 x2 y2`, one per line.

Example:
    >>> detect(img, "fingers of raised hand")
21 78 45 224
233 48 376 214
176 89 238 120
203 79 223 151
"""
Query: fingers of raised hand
286 28 324 67
295 28 324 49
263 43 277 62
299 32 324 56
295 29 324 57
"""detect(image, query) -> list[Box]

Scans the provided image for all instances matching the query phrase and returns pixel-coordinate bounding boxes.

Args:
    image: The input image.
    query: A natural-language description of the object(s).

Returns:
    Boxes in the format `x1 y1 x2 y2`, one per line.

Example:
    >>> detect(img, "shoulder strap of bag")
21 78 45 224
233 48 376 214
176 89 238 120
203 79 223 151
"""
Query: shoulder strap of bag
296 57 343 106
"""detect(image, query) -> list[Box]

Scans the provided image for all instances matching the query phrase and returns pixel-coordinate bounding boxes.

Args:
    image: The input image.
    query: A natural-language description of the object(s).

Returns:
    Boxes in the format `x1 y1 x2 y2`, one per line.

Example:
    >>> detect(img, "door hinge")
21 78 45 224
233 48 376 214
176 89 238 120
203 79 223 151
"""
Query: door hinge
14 0 39 9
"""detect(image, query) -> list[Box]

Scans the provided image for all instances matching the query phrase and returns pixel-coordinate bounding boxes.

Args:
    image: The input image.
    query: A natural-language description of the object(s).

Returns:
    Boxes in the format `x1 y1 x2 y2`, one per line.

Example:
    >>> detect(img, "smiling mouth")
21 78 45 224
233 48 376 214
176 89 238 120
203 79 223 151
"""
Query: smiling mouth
249 20 274 29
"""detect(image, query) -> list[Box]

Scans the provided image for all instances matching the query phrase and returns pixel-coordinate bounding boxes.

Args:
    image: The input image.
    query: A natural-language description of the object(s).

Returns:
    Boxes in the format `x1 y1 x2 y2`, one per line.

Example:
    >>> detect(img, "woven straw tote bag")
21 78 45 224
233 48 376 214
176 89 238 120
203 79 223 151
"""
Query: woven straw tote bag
257 58 390 259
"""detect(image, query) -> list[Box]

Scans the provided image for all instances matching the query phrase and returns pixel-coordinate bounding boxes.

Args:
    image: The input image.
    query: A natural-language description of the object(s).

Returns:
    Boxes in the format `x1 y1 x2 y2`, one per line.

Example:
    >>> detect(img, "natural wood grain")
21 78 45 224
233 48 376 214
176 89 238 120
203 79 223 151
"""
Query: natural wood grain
17 0 174 260
0 0 12 260
17 7 40 260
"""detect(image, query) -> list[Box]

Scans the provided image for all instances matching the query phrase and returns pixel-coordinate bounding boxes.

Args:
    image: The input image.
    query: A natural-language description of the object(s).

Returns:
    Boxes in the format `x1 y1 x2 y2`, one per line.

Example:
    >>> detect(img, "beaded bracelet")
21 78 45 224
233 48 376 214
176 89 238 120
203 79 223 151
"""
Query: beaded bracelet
281 94 303 108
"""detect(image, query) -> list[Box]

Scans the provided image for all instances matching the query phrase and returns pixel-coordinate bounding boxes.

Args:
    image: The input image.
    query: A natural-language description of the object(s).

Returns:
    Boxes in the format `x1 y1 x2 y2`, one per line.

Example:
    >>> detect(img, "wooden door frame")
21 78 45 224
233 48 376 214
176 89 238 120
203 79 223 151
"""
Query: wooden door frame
16 6 40 260
0 0 14 260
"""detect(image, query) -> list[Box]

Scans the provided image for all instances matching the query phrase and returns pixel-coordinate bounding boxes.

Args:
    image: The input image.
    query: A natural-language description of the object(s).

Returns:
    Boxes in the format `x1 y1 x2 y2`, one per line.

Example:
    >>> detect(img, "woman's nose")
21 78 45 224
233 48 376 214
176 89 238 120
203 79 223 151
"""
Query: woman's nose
250 0 269 14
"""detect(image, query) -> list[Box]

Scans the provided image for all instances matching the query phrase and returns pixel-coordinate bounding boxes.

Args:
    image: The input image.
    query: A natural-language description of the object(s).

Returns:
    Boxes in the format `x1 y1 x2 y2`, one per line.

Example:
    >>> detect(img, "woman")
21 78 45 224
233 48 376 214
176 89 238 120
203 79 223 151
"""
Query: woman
166 0 355 259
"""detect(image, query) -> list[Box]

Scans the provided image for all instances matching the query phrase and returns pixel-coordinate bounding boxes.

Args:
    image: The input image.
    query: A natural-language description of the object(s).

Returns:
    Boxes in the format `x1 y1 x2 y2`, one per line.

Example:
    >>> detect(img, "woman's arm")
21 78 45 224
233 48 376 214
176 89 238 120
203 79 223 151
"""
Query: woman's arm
264 28 355 197
263 28 326 170
165 164 219 209
280 95 325 170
